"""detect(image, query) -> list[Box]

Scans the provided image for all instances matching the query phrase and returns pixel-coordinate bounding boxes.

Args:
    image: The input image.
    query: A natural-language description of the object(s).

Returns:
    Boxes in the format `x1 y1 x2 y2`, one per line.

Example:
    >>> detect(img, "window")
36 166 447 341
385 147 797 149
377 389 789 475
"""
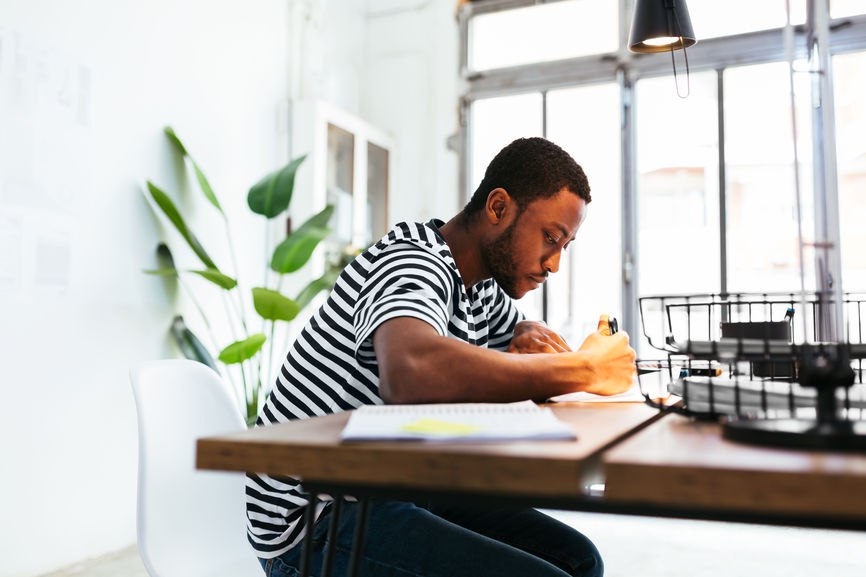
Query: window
468 0 617 72
460 1 866 350
636 71 719 296
470 93 544 320
834 50 866 291
547 83 621 341
723 61 814 293
688 0 805 40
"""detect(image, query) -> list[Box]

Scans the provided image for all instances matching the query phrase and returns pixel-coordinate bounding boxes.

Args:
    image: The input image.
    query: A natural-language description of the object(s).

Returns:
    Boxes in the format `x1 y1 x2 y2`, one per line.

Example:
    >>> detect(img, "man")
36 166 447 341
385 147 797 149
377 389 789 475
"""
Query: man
248 137 636 577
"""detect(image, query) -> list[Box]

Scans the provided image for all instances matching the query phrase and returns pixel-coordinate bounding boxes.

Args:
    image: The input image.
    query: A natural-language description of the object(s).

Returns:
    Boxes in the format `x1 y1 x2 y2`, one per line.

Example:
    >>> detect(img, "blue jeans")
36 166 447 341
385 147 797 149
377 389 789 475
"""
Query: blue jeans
260 499 603 577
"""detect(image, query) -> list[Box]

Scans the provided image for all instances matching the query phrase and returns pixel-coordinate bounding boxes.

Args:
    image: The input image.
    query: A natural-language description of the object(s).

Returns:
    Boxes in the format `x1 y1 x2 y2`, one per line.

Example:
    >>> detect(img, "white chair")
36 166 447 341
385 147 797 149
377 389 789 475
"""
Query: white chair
130 359 263 577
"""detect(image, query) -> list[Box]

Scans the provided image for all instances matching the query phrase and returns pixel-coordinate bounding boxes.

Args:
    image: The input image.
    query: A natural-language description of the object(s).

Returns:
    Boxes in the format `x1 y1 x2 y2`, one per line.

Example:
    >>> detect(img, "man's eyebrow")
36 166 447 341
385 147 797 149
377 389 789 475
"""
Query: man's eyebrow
553 223 576 242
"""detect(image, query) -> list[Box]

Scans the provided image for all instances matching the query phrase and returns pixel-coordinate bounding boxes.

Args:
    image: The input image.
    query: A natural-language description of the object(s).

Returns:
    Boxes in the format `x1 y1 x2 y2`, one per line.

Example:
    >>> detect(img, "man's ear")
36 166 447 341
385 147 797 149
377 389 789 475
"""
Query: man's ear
485 188 511 224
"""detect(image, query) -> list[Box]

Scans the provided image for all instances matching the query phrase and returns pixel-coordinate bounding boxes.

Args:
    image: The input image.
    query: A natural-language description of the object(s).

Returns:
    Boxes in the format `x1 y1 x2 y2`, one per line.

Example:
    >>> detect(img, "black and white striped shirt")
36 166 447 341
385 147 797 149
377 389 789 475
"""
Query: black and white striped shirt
245 219 525 558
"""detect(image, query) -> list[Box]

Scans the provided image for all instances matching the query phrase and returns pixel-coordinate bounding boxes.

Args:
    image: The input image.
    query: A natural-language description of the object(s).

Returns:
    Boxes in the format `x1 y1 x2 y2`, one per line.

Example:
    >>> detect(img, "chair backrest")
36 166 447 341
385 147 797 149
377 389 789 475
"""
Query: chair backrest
130 359 261 577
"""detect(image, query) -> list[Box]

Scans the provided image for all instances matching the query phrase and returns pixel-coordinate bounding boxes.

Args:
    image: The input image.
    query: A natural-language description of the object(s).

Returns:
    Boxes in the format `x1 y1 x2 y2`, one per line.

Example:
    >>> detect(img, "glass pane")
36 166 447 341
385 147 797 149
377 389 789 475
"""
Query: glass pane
327 123 355 246
469 0 617 72
470 93 543 320
688 0 806 40
367 142 389 243
724 61 814 294
833 50 866 291
547 83 621 345
635 71 719 357
832 0 866 18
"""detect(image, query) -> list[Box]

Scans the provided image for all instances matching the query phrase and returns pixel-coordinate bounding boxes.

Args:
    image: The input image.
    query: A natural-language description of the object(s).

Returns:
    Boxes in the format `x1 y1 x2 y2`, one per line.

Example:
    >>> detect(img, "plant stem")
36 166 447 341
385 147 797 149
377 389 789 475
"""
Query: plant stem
179 276 242 407
223 212 250 334
178 276 218 350
239 360 251 423
222 291 242 342
267 319 277 392
261 219 272 341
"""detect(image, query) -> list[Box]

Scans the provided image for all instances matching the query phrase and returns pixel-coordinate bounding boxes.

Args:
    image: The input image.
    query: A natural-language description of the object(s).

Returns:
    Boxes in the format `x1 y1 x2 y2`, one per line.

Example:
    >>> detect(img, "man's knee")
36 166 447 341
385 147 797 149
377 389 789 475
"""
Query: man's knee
573 545 603 577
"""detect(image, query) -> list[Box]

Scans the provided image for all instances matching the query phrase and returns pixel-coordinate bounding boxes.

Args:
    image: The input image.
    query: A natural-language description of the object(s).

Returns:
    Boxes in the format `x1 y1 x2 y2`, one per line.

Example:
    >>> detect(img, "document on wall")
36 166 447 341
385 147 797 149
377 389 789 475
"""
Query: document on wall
340 400 576 442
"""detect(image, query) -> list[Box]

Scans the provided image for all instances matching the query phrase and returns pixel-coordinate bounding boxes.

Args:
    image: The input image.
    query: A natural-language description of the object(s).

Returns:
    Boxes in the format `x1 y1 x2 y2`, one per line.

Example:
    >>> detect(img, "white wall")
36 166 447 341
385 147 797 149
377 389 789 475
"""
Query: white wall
288 0 461 222
0 1 290 575
0 0 459 575
363 0 461 222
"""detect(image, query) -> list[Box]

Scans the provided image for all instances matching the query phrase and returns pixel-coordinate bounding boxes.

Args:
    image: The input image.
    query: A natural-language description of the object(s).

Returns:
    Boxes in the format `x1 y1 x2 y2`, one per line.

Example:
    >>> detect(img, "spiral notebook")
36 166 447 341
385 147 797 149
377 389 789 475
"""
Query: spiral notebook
340 400 576 442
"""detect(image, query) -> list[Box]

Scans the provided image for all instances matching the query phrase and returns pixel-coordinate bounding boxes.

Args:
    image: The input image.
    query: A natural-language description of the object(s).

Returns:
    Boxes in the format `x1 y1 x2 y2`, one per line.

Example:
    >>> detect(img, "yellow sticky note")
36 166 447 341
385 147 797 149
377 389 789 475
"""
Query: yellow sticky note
399 418 481 437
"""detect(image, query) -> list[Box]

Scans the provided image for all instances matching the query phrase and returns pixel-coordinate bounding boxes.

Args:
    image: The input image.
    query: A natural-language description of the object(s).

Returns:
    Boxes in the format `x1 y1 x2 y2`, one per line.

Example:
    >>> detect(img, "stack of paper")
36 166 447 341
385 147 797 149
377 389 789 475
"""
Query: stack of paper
340 400 576 442
673 376 866 415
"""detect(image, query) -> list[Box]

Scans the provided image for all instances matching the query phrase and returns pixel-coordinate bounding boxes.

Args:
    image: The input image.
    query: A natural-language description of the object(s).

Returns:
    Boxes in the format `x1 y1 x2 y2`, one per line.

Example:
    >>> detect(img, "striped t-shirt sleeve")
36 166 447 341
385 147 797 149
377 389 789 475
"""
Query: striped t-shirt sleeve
353 242 454 365
485 282 525 351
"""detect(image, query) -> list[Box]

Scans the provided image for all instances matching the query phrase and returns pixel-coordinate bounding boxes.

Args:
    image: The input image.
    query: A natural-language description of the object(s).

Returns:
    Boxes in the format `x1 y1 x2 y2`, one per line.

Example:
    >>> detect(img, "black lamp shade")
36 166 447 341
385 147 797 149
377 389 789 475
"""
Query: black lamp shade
628 0 697 53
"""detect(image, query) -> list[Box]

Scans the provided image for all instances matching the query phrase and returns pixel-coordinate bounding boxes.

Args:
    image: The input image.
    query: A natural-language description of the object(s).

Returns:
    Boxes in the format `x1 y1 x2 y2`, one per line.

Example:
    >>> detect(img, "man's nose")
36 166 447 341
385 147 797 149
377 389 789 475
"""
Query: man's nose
543 250 561 274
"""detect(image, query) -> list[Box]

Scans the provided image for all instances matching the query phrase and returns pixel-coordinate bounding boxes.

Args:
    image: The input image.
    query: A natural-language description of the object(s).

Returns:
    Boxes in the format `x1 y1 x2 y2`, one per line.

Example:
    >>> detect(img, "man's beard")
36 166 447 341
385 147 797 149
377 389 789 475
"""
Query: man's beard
481 218 520 298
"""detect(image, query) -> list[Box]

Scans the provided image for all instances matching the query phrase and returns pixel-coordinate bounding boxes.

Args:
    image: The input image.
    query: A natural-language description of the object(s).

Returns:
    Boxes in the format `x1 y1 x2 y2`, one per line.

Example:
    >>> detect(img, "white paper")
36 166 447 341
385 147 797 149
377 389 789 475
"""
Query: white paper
549 385 648 404
340 400 576 442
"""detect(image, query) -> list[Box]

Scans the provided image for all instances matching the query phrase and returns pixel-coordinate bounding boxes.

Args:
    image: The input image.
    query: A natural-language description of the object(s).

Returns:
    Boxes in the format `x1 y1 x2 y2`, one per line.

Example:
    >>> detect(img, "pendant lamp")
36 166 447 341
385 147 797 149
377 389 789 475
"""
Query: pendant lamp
628 0 696 54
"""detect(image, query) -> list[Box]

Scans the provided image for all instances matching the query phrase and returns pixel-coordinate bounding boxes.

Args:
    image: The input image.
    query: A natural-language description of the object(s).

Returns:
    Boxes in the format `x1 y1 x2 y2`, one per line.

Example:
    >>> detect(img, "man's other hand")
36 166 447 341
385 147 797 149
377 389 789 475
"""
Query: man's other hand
507 321 571 354
576 328 637 396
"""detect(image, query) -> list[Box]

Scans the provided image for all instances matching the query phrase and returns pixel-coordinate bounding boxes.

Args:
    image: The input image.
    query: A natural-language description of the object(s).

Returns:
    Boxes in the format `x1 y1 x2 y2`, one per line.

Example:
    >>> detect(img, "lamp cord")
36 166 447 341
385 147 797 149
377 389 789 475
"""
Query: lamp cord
669 5 691 98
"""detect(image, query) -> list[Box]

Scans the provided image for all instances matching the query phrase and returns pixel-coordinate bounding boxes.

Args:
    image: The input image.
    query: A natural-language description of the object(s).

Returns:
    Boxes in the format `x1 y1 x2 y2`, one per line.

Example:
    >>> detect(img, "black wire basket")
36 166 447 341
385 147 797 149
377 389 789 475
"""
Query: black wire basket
635 292 866 450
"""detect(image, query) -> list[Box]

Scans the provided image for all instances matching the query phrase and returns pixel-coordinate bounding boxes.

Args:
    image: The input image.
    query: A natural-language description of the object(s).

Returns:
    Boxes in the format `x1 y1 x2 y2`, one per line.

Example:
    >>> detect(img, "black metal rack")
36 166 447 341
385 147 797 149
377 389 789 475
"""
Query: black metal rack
635 292 866 451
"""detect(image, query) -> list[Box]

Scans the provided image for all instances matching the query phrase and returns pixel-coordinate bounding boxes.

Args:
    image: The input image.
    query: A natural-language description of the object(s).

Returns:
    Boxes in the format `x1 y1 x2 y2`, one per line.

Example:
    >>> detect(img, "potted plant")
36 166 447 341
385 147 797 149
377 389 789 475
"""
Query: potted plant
145 127 344 426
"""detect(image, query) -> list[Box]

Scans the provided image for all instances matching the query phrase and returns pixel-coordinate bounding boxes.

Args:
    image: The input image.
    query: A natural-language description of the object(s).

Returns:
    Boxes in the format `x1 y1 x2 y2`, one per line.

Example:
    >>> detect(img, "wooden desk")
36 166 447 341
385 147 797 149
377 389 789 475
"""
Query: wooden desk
604 414 866 528
197 401 866 528
197 403 663 505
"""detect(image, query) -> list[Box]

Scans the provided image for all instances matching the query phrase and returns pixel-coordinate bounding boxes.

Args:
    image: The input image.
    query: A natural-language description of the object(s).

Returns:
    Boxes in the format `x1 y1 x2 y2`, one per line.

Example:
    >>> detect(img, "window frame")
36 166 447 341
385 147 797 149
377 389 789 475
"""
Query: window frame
457 0 866 337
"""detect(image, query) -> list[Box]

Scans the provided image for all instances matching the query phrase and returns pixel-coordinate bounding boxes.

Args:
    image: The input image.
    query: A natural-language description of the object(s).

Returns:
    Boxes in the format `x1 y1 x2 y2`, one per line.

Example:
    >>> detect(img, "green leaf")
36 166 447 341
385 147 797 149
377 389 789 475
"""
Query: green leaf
170 315 218 371
164 126 188 156
189 268 237 290
156 242 176 270
294 269 340 310
146 181 218 270
218 333 266 364
247 154 307 218
301 203 335 230
271 228 330 274
252 287 300 321
191 160 223 213
143 268 179 276
270 205 335 274
164 126 223 214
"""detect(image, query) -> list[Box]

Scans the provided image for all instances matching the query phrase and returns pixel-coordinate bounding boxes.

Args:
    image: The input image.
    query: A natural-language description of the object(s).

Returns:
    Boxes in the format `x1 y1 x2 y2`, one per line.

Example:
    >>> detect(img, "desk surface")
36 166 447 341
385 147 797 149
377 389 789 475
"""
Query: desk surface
604 415 866 523
197 403 866 528
196 403 662 501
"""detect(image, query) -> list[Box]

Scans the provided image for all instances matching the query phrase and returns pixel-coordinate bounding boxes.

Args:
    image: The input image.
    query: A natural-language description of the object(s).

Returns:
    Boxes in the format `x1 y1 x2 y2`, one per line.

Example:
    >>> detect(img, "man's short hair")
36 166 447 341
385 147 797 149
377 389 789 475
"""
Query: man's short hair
461 137 591 223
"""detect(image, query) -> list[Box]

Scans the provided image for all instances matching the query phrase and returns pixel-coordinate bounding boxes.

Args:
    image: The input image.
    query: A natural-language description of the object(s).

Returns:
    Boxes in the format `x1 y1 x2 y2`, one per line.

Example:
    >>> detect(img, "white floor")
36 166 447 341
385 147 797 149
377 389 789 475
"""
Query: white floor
546 511 866 577
37 546 147 577
40 514 866 577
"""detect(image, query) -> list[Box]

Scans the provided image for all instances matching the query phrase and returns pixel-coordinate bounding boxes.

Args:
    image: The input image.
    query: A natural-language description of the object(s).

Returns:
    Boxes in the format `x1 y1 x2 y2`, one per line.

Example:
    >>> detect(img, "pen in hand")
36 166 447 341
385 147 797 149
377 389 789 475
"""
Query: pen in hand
598 314 619 336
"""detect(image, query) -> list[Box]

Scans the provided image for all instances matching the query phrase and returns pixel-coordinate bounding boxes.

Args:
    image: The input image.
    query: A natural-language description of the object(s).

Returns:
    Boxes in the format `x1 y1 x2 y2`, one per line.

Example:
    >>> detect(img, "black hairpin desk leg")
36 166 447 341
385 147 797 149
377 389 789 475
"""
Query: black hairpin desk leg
347 497 371 577
299 495 318 577
321 498 344 577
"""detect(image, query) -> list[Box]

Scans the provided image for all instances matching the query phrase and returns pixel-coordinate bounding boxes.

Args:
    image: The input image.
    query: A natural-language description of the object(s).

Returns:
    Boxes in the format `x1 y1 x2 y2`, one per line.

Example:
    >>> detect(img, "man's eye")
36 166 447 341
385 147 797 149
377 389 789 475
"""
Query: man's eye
545 232 558 245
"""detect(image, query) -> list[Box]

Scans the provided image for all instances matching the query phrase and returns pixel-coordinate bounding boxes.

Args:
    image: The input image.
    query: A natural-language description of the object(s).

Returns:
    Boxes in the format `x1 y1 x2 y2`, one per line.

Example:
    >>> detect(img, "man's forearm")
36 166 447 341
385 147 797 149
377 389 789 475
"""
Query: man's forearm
373 318 593 404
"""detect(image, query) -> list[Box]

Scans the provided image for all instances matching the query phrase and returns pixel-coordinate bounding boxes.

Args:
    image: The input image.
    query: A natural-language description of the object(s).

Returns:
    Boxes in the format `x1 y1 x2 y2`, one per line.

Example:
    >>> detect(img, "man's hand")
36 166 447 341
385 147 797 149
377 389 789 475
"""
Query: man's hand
575 327 637 396
507 321 571 354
